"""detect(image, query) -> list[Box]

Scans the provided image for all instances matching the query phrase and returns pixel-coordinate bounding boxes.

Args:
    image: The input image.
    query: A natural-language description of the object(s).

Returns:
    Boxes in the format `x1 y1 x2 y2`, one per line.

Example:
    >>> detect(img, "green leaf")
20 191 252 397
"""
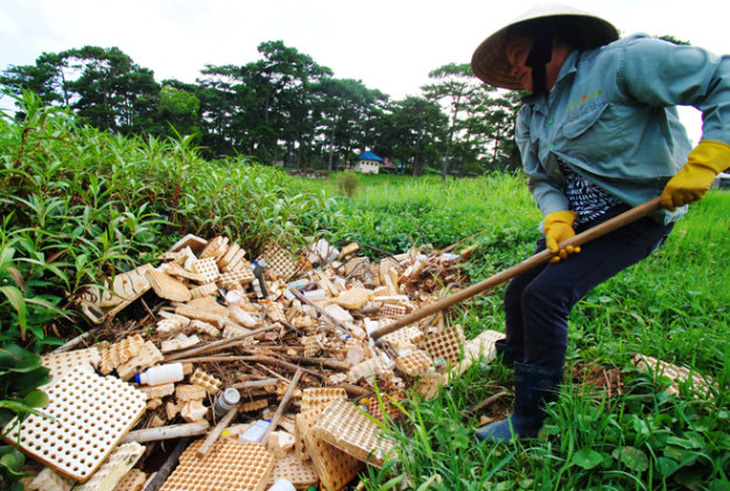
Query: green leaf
22 390 48 409
657 457 680 477
0 446 25 475
571 448 604 470
0 286 27 338
612 446 649 472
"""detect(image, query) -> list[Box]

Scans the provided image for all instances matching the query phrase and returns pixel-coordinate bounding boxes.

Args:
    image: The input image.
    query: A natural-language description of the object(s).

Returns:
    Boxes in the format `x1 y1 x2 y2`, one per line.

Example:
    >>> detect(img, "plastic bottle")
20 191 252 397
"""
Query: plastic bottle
214 388 241 417
239 420 271 443
267 478 296 491
134 363 184 386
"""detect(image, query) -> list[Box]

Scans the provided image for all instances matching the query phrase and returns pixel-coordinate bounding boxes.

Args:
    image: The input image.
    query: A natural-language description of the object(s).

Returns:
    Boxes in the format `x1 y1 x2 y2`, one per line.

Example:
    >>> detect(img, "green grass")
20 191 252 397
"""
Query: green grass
305 174 729 490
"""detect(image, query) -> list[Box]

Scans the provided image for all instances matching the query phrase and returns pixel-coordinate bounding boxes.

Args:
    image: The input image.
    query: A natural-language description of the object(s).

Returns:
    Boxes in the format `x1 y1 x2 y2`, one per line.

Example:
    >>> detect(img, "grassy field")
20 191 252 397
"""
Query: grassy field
1 99 727 489
307 172 729 490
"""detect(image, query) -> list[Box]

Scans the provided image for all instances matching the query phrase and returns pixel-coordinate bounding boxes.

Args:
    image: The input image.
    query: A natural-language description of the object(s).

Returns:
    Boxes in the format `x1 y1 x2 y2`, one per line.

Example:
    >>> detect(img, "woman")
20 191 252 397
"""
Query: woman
470 4 730 443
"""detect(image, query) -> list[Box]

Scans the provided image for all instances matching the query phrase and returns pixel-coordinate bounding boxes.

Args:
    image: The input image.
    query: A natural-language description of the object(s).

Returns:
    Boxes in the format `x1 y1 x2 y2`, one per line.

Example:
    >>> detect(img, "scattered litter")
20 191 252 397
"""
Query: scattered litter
16 234 511 490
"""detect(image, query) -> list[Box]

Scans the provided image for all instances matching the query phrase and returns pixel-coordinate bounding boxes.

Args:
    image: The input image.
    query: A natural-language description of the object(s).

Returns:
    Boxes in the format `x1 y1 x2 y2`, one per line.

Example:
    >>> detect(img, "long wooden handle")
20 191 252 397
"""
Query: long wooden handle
370 197 662 341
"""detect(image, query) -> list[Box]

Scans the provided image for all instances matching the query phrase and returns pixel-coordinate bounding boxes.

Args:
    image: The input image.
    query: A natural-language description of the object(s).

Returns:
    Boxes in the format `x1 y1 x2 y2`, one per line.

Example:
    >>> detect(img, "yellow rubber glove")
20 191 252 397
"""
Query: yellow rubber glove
661 140 730 211
544 210 580 264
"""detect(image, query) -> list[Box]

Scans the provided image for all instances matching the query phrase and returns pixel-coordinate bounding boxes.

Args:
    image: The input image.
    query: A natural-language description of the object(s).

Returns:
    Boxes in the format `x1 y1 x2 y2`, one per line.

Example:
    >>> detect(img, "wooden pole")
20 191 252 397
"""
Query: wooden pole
260 368 302 444
370 197 662 341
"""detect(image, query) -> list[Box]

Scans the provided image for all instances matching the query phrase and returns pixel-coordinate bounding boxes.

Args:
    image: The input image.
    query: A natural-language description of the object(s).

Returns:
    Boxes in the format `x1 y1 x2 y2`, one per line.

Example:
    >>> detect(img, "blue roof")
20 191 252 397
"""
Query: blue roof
357 151 383 162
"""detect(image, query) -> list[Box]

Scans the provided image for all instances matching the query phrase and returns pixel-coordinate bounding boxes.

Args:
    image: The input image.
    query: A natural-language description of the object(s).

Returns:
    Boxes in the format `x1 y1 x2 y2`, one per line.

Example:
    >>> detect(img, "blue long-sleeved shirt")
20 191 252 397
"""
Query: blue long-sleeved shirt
516 34 730 224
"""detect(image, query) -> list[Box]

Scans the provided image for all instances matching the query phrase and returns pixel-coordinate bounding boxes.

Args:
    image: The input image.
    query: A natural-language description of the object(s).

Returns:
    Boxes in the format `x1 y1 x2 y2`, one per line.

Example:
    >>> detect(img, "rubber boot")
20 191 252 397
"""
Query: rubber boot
495 339 524 368
476 362 564 443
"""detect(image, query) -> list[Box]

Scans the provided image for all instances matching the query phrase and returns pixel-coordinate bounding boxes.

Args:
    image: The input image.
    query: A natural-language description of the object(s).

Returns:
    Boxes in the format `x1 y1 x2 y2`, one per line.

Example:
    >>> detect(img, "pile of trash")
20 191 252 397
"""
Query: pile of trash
11 234 505 491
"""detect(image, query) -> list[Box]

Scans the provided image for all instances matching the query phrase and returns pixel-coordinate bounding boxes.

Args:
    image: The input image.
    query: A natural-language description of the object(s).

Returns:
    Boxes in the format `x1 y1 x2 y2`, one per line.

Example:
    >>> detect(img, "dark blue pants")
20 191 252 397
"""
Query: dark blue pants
503 205 673 368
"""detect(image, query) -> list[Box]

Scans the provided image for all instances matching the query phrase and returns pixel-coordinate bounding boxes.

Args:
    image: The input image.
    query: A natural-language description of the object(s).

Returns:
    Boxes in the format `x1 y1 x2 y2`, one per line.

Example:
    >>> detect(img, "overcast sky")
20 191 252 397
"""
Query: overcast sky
3 0 728 143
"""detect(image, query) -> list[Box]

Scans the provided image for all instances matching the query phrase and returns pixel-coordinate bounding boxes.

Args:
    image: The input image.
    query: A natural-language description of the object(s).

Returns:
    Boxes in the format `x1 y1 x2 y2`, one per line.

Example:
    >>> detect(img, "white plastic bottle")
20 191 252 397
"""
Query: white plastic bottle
134 363 184 386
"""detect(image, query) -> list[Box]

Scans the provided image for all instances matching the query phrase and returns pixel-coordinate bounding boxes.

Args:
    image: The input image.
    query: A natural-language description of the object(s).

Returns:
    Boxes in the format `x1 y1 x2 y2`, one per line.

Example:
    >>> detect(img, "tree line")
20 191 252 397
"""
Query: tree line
1 41 522 176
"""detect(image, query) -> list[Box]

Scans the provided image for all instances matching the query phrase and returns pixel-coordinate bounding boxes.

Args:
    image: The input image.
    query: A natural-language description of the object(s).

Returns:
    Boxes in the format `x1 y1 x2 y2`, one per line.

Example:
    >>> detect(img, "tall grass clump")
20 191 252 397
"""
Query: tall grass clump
0 92 341 349
335 171 360 198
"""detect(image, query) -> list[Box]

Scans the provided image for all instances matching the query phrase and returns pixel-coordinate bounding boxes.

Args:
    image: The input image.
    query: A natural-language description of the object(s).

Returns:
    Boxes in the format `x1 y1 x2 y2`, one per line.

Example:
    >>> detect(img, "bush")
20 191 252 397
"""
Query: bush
336 172 360 198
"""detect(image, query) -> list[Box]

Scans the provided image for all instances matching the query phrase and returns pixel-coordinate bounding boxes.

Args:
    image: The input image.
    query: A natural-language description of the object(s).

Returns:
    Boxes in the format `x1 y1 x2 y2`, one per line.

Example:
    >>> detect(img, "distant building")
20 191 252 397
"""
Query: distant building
355 151 384 174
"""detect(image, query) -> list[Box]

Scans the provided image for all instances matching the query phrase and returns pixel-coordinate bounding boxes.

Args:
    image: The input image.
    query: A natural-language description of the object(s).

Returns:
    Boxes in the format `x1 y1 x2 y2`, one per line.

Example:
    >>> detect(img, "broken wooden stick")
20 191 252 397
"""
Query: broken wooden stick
261 367 302 444
196 405 240 458
163 325 274 362
121 421 209 444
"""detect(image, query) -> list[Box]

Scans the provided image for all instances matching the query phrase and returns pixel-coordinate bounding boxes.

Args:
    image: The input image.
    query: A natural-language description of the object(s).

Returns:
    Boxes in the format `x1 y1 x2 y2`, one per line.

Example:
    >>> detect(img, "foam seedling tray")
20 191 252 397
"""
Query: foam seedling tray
3 363 147 483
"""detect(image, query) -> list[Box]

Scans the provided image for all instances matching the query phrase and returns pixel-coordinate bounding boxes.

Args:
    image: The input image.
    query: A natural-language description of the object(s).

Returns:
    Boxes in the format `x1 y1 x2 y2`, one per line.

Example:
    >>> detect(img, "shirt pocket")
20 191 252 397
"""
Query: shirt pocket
560 101 632 166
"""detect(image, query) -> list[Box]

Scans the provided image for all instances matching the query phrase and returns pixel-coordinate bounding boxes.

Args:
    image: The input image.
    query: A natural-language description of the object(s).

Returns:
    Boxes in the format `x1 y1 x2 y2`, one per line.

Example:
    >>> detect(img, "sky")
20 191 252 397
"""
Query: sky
2 0 729 143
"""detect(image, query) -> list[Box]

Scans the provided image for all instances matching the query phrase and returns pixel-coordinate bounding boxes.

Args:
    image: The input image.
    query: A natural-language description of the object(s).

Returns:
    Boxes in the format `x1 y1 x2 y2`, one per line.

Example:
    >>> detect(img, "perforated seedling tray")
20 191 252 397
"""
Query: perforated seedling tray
312 399 394 468
160 439 274 491
3 364 147 483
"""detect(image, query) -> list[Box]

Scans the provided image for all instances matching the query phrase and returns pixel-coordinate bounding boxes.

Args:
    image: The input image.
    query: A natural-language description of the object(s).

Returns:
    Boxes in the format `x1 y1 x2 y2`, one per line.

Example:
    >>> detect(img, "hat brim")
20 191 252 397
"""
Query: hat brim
471 13 619 90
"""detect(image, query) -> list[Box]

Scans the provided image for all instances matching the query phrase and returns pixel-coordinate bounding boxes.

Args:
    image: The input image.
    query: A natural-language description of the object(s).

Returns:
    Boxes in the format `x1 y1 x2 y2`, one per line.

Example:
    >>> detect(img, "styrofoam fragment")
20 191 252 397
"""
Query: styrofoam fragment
218 269 255 289
191 257 220 284
323 303 354 324
266 455 318 489
190 319 221 337
116 341 164 381
75 442 145 491
138 383 175 399
264 301 287 323
395 350 434 377
27 467 75 491
240 399 269 412
302 335 321 358
266 431 296 458
633 354 715 398
100 335 145 375
189 282 218 299
180 400 208 423
348 354 392 383
199 236 228 261
155 314 190 335
175 384 207 402
190 369 222 394
259 246 300 281
335 288 374 310
217 242 242 267
161 333 200 353
299 406 363 490
379 326 424 350
420 325 465 365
